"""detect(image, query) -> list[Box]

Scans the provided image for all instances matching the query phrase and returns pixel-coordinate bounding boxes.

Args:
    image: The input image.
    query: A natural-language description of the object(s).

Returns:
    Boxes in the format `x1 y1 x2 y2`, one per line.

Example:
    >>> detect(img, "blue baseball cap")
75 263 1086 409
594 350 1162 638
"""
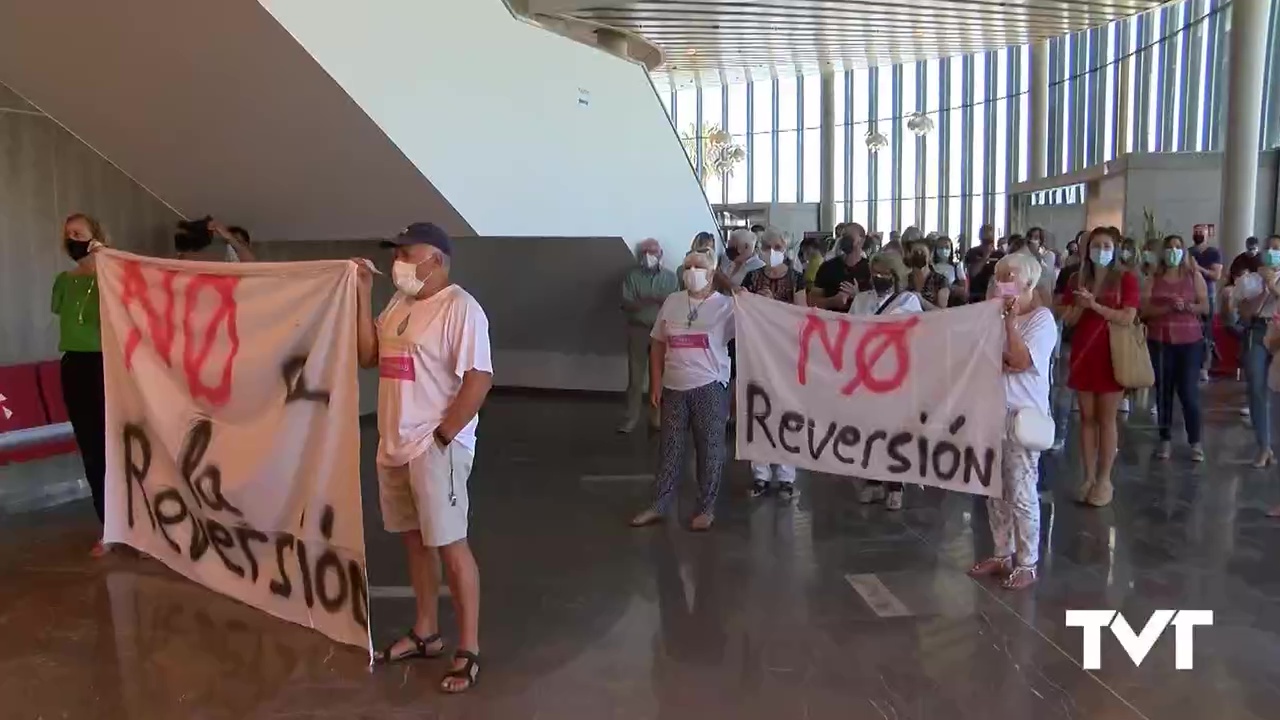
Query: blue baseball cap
381 222 452 257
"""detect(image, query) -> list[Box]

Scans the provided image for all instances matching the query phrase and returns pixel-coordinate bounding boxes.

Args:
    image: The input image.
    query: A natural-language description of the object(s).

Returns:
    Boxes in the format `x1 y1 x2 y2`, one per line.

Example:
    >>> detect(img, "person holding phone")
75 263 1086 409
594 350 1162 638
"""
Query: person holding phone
1060 227 1140 508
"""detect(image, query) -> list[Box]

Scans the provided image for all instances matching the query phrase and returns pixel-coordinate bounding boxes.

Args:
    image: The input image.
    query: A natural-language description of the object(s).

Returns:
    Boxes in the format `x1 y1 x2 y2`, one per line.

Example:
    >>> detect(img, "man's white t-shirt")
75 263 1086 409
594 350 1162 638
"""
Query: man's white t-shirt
651 291 735 391
848 290 923 316
376 285 492 466
1004 306 1058 416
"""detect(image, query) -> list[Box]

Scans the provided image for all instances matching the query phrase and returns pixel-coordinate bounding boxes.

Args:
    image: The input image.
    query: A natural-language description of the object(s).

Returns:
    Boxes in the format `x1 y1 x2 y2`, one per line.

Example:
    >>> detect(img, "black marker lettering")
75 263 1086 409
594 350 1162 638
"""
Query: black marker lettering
963 447 996 487
832 426 861 464
205 519 244 578
122 424 156 530
861 430 887 469
886 432 913 474
806 420 839 460
269 535 295 598
746 383 776 448
315 551 348 612
778 412 804 455
235 527 269 582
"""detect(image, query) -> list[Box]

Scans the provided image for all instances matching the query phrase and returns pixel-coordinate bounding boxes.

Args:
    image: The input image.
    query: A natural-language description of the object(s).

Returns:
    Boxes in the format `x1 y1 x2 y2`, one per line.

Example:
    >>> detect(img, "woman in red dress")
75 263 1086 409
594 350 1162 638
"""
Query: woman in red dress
1061 227 1140 507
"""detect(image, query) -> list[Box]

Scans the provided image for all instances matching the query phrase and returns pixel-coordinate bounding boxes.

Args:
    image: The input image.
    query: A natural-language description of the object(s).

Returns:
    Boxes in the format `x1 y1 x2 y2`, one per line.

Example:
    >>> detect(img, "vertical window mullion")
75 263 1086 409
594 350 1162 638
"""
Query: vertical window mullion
961 55 975 241
771 77 780 203
868 67 879 231
891 65 904 231
939 58 951 233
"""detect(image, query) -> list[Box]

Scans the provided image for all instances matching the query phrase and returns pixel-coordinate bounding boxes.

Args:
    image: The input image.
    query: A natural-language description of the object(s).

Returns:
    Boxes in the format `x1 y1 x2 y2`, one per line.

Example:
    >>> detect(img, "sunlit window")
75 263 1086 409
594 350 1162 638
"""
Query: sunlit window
751 81 773 202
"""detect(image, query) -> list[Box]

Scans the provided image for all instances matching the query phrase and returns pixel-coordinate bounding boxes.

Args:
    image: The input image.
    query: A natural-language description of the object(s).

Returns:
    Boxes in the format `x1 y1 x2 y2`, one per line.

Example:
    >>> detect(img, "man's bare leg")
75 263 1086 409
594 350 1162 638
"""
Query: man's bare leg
439 538 480 691
385 530 444 658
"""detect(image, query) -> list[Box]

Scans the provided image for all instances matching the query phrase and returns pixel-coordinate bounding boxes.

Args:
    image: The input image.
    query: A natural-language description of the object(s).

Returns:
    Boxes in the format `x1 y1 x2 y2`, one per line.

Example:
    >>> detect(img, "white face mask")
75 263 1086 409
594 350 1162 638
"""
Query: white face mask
766 249 786 268
392 260 427 296
683 268 710 293
641 253 658 269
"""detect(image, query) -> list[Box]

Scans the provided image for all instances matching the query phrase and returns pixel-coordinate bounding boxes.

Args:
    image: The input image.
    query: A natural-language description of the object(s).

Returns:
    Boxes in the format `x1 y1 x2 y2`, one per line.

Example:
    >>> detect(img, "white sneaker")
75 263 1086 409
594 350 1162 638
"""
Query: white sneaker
1150 404 1159 417
1240 407 1251 418
1200 369 1210 383
1119 398 1130 414
885 490 904 511
858 484 886 504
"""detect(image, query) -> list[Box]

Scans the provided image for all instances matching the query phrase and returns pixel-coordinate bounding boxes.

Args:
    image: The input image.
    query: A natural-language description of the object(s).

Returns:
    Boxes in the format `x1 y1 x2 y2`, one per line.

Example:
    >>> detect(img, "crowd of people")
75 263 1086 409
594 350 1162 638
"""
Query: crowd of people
41 208 1280 695
616 220 1280 590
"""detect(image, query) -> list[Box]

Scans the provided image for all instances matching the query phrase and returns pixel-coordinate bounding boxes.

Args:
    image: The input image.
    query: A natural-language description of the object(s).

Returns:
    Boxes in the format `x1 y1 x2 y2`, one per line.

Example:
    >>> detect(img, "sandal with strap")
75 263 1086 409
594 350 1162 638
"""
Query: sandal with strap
968 556 1013 578
374 629 444 664
440 650 481 693
1001 565 1038 591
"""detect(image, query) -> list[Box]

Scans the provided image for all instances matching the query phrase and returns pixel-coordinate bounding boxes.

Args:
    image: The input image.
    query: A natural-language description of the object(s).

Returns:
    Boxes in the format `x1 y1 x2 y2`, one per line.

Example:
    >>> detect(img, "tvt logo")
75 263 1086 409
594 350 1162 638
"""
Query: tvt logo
1065 610 1213 670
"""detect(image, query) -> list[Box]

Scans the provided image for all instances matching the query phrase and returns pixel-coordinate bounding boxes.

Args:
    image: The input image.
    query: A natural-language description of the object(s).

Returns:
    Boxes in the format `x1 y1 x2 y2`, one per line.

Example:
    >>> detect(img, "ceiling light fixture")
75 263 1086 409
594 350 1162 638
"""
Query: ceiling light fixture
865 130 889 153
906 112 935 136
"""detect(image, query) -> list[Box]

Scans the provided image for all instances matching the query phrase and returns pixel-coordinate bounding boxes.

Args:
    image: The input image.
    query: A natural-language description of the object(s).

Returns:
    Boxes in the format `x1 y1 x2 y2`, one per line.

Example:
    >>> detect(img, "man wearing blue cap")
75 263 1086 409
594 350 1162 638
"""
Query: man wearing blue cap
354 222 491 693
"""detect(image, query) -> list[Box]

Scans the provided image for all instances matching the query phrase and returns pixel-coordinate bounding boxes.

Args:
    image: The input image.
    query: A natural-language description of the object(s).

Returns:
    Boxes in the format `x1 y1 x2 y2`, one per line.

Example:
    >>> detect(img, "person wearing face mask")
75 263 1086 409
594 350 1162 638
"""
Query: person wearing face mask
52 213 109 557
1189 228 1224 381
741 228 808 501
849 253 922 510
721 228 766 287
620 238 679 434
1233 235 1280 467
355 222 492 693
1140 235 1209 462
904 238 949 310
1230 236 1262 275
1060 227 1140 508
812 222 873 311
931 235 968 304
968 252 1058 591
631 251 735 532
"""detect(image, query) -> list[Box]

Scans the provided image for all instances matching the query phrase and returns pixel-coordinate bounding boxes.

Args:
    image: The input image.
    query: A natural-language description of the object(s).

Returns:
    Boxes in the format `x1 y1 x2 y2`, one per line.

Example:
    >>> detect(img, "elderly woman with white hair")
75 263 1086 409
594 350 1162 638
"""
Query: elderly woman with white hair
631 250 735 532
722 228 766 287
849 252 923 510
969 251 1059 590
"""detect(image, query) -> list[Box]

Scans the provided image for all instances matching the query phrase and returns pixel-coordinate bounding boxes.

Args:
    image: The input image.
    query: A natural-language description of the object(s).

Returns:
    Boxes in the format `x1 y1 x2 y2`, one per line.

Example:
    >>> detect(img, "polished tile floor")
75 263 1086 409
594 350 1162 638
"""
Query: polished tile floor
3 387 1280 719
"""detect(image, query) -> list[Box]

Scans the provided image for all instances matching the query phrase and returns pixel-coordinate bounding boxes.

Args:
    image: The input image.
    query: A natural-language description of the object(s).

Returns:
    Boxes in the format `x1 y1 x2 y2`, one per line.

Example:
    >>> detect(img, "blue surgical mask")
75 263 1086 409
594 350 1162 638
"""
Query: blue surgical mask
1142 250 1158 266
1091 247 1114 266
1166 248 1184 266
1267 249 1280 268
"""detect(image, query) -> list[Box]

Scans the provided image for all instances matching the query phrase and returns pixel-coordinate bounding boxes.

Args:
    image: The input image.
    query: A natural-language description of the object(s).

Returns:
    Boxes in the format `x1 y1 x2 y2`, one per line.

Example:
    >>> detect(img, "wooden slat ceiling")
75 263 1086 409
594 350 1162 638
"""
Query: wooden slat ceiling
557 0 1167 85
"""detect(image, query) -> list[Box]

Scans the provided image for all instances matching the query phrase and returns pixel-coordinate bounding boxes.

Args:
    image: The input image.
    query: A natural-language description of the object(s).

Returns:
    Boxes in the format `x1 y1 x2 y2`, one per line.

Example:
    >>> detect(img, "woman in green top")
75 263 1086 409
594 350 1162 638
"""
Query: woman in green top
52 213 108 556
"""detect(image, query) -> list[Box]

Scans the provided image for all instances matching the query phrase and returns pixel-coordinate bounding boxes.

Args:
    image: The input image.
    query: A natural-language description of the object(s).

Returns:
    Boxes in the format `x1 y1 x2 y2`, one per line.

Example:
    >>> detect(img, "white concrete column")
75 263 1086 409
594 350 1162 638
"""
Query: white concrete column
819 70 837 231
595 28 629 58
1030 40 1050 179
1117 50 1131 156
1219 0 1272 260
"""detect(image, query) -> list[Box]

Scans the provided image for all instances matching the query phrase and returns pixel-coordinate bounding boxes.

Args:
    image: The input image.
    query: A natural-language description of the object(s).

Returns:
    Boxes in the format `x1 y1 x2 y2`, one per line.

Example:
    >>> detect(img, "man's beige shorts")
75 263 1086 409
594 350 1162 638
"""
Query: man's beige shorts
377 442 474 547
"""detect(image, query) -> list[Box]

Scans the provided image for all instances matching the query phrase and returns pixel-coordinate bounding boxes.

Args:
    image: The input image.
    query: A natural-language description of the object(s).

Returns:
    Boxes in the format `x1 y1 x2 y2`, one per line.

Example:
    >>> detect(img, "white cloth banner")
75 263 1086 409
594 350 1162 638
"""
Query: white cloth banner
734 293 1006 498
98 249 371 652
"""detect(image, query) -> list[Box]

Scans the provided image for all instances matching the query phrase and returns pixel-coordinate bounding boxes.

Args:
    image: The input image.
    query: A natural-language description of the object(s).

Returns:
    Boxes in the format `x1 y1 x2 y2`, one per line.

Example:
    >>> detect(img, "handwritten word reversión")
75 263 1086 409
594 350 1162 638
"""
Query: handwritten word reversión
122 420 368 631
745 382 997 487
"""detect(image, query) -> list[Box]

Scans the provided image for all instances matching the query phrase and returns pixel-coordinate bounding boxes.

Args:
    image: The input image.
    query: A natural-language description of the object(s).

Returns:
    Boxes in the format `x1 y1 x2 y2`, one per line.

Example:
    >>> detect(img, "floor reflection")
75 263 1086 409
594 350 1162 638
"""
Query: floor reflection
3 390 1280 719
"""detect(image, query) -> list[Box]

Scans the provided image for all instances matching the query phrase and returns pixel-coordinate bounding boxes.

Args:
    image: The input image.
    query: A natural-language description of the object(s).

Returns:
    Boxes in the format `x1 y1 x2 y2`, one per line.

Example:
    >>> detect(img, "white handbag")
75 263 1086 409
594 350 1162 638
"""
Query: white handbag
1010 407 1055 451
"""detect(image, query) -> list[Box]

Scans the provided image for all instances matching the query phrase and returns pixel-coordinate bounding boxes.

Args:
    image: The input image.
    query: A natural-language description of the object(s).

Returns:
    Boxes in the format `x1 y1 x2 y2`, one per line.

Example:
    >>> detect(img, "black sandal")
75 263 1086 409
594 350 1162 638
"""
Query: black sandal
374 630 443 664
440 650 481 693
